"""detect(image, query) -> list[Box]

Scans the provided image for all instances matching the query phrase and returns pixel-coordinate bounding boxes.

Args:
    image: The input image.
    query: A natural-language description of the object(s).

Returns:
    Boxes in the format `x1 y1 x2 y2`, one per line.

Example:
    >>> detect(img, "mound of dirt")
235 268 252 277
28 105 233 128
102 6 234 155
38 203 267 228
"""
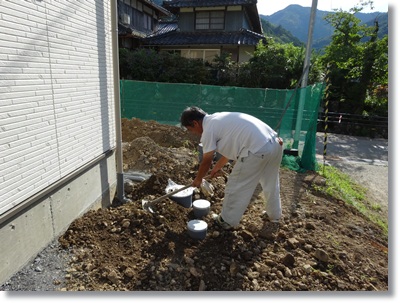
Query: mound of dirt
54 118 388 291
2 118 388 291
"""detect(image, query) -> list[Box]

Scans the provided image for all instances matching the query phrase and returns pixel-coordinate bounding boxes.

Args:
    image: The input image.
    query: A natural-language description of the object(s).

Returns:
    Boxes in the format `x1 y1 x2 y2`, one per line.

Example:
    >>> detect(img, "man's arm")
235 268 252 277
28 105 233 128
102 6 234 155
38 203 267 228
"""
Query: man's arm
192 151 214 187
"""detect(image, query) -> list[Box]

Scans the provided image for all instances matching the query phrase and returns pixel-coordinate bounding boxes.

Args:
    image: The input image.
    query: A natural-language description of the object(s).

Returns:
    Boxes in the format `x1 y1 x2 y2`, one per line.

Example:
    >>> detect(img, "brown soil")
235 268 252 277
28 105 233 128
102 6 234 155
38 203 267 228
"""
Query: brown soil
57 118 388 291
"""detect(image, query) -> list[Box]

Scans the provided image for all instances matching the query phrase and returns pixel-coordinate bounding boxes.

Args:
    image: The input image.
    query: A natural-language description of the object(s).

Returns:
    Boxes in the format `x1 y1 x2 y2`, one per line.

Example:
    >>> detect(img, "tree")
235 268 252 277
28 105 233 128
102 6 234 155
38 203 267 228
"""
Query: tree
238 39 299 89
210 52 239 86
320 1 388 115
119 48 211 84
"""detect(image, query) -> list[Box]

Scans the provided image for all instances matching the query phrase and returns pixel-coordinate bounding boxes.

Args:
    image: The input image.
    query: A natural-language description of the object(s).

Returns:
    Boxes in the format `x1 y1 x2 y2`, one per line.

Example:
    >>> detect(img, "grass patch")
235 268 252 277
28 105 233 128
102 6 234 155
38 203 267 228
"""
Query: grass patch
315 164 388 236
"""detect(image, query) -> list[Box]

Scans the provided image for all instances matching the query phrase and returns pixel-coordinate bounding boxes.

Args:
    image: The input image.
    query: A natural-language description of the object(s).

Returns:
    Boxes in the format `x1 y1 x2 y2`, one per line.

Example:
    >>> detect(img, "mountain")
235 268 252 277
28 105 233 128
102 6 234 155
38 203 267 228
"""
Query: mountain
260 4 388 50
364 13 388 37
260 18 304 47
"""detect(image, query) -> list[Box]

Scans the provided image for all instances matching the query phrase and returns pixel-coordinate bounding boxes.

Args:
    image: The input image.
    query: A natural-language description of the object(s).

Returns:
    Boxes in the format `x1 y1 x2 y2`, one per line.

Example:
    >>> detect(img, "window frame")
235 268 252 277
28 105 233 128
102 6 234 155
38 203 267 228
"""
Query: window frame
143 13 152 30
180 49 220 62
195 10 225 30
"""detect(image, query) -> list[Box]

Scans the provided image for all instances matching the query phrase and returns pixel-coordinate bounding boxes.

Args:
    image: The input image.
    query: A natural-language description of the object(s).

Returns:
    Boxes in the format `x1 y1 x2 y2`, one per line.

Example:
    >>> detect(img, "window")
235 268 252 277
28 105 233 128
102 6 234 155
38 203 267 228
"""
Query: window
181 49 220 62
143 13 152 30
195 11 224 30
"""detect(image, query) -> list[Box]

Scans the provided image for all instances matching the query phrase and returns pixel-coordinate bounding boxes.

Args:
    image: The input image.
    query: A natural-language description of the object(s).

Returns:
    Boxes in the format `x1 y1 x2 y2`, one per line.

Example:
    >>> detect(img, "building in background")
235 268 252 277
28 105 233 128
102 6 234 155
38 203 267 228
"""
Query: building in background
118 0 266 63
118 0 172 49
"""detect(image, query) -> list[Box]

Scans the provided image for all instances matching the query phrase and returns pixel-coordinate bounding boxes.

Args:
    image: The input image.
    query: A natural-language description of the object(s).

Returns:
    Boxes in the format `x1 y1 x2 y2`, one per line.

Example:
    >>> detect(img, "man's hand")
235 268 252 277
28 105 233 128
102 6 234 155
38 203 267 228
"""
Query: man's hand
192 177 203 188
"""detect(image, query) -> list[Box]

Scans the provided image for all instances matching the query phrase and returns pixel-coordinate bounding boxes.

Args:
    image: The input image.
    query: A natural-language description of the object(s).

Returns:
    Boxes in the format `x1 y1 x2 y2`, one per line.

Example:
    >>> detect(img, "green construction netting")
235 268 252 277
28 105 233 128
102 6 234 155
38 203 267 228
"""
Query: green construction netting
120 80 326 171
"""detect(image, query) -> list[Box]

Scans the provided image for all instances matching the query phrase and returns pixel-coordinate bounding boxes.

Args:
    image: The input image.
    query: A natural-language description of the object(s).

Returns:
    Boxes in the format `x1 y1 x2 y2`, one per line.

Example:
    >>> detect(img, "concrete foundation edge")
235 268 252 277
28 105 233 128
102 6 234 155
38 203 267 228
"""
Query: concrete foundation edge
0 152 117 285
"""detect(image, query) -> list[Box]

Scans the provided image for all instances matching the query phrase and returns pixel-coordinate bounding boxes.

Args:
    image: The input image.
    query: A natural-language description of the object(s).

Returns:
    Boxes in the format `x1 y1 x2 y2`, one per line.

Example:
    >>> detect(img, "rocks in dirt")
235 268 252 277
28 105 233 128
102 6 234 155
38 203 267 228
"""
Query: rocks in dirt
198 279 206 291
281 253 295 267
123 136 197 174
0 118 388 291
314 249 330 263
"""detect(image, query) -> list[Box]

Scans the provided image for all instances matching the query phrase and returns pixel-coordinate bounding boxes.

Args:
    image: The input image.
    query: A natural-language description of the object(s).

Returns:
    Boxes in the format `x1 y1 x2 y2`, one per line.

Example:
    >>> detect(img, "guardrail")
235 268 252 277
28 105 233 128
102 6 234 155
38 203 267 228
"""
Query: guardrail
317 112 388 139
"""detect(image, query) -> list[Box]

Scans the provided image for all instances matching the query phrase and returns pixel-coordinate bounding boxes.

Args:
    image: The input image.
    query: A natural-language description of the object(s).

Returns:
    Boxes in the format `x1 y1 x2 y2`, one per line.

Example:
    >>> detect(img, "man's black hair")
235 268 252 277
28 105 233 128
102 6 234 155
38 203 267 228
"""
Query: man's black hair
180 106 207 127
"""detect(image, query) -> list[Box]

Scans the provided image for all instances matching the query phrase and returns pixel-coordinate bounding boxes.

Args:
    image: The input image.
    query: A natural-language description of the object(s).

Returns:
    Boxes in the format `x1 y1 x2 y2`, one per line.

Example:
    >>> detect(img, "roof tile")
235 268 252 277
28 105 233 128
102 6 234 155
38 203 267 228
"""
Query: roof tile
143 28 266 46
163 0 258 8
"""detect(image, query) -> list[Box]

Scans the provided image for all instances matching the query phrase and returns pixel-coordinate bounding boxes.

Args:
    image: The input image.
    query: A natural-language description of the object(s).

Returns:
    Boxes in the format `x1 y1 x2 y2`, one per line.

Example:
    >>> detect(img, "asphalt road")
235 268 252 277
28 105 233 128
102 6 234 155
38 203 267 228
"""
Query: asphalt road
315 132 388 164
315 132 389 217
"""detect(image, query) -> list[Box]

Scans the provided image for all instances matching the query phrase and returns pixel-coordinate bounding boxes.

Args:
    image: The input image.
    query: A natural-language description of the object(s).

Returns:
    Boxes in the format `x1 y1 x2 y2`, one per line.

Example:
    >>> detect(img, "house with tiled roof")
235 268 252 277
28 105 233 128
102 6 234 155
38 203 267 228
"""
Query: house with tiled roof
142 0 266 63
118 0 172 49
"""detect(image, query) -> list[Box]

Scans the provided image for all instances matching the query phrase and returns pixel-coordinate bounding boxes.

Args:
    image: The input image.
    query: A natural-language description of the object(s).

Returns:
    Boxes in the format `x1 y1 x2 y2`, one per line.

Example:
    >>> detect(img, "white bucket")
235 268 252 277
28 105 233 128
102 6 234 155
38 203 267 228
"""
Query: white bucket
187 219 207 240
165 183 194 208
192 199 210 218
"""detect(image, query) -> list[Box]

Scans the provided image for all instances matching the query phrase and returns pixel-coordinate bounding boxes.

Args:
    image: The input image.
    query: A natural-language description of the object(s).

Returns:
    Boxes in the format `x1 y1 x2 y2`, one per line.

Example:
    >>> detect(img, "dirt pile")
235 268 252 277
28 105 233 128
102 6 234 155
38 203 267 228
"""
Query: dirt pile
3 117 387 291
53 118 389 291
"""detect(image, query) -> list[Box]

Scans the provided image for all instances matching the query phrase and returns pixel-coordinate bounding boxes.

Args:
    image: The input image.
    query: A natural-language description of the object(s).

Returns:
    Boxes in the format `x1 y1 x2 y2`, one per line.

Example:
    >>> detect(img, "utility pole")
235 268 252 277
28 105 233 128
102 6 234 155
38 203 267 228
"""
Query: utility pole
292 0 318 149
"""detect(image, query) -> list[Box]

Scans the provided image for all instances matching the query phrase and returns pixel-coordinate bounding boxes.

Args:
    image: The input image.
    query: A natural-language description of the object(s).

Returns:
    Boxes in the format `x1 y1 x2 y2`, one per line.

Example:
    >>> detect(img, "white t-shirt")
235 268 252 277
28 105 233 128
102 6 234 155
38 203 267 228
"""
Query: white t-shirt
201 112 277 160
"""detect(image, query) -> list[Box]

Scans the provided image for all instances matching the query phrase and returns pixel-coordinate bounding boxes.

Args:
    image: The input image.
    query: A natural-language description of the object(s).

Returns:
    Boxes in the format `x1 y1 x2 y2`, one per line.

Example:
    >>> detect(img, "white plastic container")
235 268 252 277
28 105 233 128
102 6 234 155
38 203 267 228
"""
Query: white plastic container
192 199 211 218
187 219 208 240
165 180 194 208
169 186 193 208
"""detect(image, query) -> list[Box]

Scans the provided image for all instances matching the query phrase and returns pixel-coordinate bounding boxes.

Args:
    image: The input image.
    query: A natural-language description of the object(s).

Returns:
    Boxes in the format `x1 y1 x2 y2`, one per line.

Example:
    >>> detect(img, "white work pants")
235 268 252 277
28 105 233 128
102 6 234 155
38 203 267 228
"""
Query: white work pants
221 140 283 227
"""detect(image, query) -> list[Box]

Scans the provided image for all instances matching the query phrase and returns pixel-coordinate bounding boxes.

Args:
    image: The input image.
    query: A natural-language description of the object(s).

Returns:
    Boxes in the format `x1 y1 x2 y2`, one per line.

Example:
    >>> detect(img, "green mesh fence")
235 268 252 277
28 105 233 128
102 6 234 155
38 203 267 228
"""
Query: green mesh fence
120 80 325 171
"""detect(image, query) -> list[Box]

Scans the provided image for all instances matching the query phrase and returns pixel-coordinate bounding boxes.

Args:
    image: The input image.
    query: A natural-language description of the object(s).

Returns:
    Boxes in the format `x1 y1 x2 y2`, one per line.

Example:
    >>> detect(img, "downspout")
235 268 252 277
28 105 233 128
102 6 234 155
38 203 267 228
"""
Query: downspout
111 0 129 203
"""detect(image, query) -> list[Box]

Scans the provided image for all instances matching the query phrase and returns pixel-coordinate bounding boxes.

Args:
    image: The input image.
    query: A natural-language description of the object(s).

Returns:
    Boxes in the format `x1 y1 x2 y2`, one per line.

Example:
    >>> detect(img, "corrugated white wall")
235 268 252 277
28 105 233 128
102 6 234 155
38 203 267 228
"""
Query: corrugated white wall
0 0 116 215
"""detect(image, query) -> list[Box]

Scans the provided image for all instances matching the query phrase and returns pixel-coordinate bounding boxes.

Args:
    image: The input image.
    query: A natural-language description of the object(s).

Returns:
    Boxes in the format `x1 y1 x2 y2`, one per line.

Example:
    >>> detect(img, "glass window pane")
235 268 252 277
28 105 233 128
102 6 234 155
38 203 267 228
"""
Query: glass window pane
196 12 210 30
204 50 220 62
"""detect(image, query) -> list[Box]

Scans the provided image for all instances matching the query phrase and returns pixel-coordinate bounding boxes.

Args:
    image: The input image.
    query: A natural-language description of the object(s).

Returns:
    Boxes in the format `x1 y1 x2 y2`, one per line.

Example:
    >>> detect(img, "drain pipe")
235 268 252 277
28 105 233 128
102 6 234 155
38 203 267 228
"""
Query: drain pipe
111 0 129 203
